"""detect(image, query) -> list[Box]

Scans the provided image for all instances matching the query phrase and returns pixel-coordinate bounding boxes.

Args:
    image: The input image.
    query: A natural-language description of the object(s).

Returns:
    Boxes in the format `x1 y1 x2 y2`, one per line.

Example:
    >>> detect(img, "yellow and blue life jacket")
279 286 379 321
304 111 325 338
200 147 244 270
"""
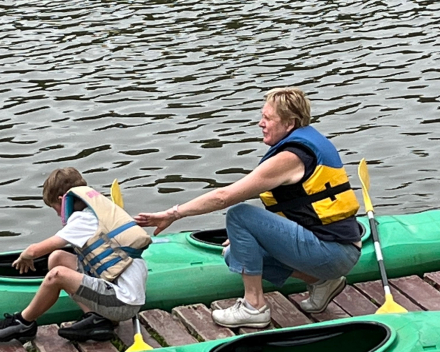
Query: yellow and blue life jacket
259 126 359 229
61 186 152 282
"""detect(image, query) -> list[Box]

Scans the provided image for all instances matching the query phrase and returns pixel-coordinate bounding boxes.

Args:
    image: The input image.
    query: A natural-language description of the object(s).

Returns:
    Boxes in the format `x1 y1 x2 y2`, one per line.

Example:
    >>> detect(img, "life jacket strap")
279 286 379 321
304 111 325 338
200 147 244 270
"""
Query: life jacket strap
81 221 137 256
266 182 351 213
77 221 144 277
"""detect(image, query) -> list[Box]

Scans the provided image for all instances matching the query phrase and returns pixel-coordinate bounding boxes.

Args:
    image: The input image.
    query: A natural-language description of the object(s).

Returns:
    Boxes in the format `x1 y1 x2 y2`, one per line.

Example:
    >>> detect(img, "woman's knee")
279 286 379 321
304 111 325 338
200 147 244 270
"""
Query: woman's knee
226 203 253 225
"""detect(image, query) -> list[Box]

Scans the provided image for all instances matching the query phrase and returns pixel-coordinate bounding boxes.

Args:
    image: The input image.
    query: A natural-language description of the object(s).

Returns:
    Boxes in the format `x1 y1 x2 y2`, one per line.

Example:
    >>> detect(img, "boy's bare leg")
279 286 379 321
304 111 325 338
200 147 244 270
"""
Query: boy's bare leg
22 266 84 322
21 250 86 322
46 250 90 312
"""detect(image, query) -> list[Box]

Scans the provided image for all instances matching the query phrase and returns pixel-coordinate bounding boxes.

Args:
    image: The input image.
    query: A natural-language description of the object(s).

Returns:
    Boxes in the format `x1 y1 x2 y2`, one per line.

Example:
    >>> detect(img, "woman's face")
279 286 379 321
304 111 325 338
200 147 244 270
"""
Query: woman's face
259 102 295 146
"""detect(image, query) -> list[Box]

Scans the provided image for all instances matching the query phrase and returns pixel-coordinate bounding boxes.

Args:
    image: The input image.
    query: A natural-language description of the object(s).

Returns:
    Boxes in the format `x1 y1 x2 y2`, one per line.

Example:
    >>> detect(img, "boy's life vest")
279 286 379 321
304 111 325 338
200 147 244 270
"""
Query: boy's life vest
61 186 152 282
259 126 360 228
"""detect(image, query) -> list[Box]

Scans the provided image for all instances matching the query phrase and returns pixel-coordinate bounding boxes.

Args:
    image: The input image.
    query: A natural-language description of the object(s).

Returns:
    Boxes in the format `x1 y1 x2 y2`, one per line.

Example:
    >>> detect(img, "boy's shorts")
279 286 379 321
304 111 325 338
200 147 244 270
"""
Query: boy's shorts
72 262 142 321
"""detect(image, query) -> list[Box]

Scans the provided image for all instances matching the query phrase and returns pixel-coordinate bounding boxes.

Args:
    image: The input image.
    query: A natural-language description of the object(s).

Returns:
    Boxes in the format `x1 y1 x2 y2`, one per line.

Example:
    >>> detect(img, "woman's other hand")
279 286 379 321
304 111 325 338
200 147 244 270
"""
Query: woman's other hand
134 209 177 235
222 238 230 256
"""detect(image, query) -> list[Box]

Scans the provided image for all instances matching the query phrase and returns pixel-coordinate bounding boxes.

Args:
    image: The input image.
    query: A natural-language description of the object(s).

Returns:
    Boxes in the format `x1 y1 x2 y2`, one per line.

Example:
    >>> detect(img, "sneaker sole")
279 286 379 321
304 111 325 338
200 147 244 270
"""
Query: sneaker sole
303 278 347 314
17 335 37 344
213 320 271 329
58 329 115 342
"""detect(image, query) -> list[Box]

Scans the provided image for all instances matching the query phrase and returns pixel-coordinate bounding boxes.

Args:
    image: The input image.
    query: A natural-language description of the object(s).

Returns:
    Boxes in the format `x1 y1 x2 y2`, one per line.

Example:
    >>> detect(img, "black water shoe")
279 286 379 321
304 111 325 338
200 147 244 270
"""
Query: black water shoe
58 312 115 342
0 313 37 343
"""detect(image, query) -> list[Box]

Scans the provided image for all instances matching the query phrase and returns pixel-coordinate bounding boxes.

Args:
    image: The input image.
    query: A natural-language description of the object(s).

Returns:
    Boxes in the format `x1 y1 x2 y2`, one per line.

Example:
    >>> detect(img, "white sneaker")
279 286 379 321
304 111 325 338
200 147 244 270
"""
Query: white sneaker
300 277 346 313
211 298 271 328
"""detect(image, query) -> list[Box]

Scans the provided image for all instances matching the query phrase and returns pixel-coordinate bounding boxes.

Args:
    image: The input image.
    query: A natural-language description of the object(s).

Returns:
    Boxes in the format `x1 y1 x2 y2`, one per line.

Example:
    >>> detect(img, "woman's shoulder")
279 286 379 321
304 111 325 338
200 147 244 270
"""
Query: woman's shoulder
282 145 317 176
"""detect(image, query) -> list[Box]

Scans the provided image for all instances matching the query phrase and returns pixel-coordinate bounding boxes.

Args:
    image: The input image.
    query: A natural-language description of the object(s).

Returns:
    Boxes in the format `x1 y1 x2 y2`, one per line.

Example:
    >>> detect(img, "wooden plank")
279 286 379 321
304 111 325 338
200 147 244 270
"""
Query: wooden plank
76 340 118 352
139 309 198 346
0 340 26 352
424 271 440 289
390 275 440 311
264 291 312 328
173 304 235 341
288 292 350 321
333 285 377 316
310 301 351 322
355 280 423 311
238 325 274 335
32 324 78 352
115 318 162 349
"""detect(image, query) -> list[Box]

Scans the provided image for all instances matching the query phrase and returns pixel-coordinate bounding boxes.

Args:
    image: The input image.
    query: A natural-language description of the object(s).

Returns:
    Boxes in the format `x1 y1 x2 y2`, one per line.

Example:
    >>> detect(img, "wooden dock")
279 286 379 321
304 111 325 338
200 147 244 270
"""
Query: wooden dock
2 271 440 352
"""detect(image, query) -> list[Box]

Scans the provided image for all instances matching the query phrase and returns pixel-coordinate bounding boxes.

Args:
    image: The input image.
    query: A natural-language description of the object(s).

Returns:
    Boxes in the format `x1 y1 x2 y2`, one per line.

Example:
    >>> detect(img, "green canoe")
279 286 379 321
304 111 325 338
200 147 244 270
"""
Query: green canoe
2 209 440 325
151 311 440 352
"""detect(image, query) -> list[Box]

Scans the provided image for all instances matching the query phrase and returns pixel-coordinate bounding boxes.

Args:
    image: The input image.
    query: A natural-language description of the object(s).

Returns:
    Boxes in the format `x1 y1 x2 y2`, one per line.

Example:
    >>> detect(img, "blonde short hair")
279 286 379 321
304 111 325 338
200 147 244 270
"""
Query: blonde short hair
43 167 87 206
264 87 311 128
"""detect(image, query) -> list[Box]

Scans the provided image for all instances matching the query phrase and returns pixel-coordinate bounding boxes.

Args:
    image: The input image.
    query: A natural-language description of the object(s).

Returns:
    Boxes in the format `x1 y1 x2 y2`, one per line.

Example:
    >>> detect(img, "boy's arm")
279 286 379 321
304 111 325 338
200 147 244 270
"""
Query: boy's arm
21 235 69 259
13 235 69 274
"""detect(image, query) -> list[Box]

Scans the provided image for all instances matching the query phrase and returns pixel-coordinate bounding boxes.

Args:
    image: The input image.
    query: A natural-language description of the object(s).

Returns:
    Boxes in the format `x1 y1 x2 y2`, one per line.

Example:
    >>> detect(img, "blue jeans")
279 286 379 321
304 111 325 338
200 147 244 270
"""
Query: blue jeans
224 203 361 287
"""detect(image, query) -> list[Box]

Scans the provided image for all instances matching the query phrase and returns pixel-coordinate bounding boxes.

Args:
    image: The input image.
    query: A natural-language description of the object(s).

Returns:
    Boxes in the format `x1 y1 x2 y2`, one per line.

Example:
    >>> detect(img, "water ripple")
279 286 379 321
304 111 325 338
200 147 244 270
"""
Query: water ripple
0 0 439 248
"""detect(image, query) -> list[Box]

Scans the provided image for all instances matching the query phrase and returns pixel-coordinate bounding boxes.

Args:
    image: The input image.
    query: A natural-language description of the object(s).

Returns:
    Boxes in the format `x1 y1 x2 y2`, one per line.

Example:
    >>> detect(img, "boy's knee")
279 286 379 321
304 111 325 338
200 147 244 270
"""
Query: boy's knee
48 250 65 267
45 266 68 284
48 250 76 270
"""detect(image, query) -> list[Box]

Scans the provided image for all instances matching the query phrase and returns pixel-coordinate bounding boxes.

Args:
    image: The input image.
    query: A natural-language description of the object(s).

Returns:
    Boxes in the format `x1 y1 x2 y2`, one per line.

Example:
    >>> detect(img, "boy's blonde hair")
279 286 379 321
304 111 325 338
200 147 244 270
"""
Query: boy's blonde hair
264 87 311 128
43 167 87 206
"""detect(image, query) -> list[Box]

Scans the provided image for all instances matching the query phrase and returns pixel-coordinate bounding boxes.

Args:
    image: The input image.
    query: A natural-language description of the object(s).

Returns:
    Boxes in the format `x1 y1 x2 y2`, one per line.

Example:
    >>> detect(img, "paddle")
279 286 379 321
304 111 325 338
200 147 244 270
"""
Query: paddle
110 180 153 351
126 314 153 352
357 159 407 314
111 179 124 208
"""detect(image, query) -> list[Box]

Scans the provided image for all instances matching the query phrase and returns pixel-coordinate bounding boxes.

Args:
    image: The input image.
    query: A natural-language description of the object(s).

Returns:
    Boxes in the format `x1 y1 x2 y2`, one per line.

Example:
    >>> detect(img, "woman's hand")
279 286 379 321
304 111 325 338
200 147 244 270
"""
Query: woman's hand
134 209 176 235
12 252 36 274
222 238 230 256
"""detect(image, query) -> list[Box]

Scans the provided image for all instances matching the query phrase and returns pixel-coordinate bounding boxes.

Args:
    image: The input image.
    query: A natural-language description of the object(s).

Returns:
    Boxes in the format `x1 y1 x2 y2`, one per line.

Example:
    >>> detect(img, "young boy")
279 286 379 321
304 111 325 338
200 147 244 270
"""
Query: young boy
0 167 152 343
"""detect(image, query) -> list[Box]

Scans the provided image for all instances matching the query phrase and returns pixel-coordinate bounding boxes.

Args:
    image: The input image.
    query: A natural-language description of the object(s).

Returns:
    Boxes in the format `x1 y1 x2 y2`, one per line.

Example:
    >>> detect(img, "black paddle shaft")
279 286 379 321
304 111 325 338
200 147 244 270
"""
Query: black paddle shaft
368 217 389 288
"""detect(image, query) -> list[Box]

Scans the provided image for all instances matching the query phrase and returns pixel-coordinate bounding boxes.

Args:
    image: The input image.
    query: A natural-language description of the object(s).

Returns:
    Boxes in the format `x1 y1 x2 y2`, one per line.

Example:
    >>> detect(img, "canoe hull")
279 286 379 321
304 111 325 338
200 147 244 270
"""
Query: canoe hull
2 209 440 325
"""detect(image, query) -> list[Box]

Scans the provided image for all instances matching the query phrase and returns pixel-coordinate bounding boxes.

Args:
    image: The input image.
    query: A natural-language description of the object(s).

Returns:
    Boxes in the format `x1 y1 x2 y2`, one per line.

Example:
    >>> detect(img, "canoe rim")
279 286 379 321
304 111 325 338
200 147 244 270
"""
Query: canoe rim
187 221 368 251
0 222 368 279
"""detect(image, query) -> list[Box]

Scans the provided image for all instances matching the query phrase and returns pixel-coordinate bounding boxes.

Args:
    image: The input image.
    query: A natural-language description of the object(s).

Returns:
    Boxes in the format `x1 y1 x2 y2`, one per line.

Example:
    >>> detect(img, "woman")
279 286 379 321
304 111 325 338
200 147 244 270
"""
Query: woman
135 87 361 329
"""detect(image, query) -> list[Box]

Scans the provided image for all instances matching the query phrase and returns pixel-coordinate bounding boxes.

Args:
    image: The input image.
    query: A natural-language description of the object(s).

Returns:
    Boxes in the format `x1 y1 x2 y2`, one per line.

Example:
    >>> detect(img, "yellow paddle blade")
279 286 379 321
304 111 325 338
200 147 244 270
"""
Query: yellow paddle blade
358 158 374 214
376 293 408 314
111 179 124 208
126 333 153 352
